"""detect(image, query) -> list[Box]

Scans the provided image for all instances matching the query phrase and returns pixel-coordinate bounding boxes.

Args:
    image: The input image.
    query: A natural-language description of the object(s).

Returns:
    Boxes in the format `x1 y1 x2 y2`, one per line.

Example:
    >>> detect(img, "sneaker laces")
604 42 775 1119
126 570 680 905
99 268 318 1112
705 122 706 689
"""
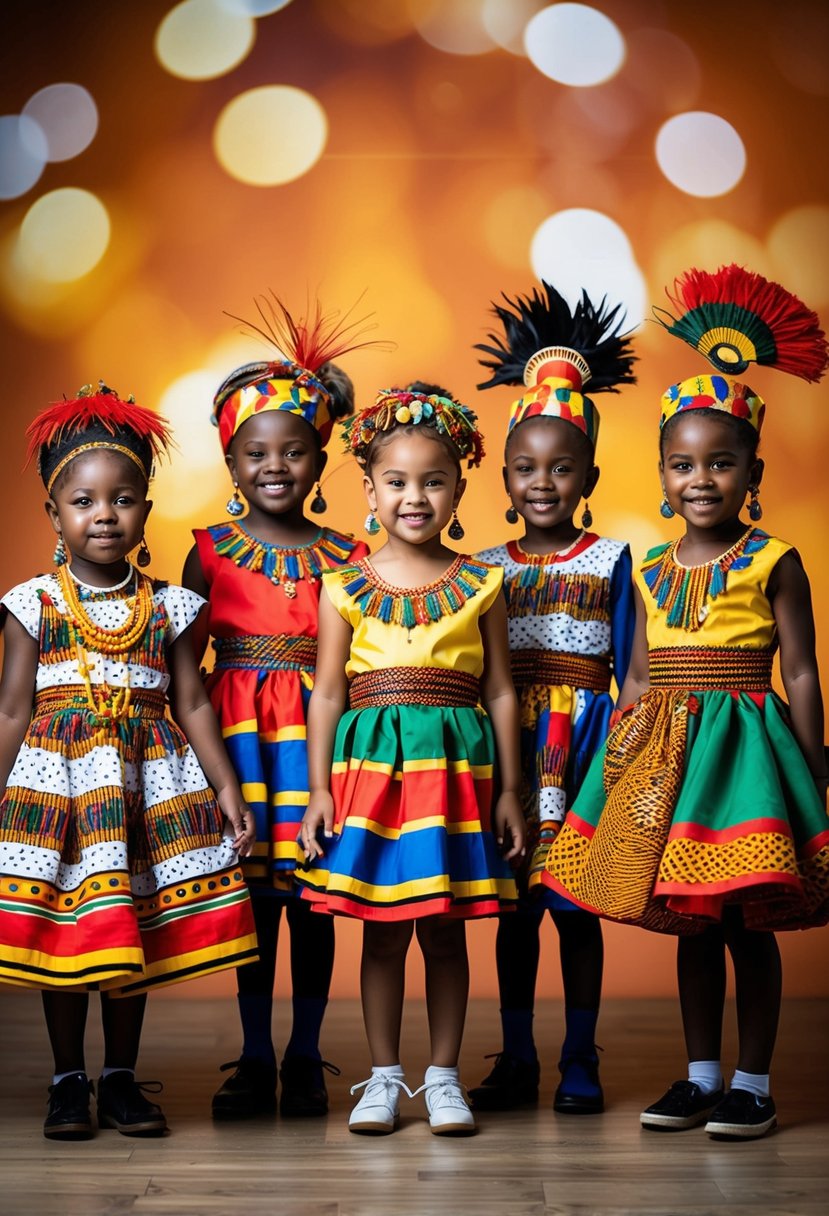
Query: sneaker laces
412 1076 470 1112
350 1074 414 1102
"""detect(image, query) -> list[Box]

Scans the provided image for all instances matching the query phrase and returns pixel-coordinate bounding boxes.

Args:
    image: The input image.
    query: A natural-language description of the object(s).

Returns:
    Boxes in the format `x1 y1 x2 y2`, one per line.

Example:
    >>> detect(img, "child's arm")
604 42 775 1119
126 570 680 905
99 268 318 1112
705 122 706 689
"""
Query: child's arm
768 552 827 797
480 593 525 861
166 619 255 854
612 583 650 718
299 587 352 861
180 544 211 667
0 614 39 792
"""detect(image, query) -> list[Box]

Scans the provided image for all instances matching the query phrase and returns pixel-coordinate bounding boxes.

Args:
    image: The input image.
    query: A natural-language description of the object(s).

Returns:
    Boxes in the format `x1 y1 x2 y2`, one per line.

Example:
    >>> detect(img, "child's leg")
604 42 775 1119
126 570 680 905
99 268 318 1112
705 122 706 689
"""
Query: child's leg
100 991 147 1072
40 992 93 1140
96 992 166 1136
551 908 604 1112
279 898 336 1117
415 918 476 1135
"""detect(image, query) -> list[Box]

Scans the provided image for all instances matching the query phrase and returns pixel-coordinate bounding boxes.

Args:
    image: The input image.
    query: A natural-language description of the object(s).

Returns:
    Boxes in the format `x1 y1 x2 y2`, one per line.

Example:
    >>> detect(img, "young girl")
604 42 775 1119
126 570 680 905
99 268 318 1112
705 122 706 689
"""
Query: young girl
183 301 371 1119
470 282 636 1115
544 266 829 1140
297 385 524 1135
0 384 257 1140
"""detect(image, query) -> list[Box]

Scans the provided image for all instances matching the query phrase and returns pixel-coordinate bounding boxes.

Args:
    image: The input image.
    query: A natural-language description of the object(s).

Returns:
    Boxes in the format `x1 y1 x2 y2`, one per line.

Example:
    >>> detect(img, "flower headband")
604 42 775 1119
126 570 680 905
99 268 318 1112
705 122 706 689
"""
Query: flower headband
341 389 485 467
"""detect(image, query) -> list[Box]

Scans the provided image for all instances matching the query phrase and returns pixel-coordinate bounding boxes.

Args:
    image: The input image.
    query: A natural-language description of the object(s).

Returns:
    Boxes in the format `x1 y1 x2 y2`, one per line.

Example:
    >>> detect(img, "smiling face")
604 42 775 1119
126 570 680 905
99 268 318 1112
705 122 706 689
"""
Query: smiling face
46 448 151 584
660 411 762 531
503 416 598 534
226 409 325 527
364 427 465 546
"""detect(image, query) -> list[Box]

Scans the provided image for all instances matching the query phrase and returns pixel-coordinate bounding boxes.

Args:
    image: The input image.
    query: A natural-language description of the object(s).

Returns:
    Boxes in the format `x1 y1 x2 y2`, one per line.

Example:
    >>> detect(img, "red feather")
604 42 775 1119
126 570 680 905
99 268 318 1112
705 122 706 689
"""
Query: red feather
25 391 173 467
224 292 391 373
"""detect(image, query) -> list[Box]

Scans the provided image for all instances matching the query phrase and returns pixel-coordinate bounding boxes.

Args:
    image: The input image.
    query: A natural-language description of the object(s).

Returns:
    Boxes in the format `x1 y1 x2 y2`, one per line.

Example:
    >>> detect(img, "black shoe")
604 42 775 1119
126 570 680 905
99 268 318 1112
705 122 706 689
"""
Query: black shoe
705 1089 777 1140
96 1071 167 1136
43 1073 94 1140
279 1055 341 1117
641 1080 724 1131
468 1052 540 1111
211 1058 277 1120
553 1053 604 1114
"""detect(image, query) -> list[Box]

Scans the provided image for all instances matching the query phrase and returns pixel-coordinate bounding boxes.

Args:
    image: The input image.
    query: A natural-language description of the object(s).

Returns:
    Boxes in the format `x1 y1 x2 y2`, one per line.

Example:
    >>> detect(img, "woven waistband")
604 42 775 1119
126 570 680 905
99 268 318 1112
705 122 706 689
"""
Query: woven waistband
649 647 773 691
33 685 167 720
349 667 481 709
213 634 318 672
510 649 611 693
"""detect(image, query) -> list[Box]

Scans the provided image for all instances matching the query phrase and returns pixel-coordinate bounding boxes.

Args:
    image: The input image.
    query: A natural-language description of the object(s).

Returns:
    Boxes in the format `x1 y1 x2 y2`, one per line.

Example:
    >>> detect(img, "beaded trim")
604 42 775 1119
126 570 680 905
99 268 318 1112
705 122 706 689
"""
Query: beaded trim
208 523 359 598
641 527 769 632
504 569 610 623
57 563 155 656
34 685 167 720
510 649 611 692
649 646 773 690
213 633 317 673
336 556 492 627
349 666 480 709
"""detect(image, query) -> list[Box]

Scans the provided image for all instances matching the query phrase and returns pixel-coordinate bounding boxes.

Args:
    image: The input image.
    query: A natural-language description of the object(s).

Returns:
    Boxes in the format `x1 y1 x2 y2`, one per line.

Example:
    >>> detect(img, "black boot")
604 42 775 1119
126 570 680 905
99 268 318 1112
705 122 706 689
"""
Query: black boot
43 1072 94 1140
468 1052 540 1111
96 1071 167 1136
279 1055 340 1117
211 1058 277 1120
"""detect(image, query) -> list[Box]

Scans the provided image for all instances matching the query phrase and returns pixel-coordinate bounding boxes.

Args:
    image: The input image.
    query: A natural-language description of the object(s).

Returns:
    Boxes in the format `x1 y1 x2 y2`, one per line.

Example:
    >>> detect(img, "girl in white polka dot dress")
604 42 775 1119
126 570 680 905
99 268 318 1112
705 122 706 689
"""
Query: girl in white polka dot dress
0 385 257 1140
470 283 636 1116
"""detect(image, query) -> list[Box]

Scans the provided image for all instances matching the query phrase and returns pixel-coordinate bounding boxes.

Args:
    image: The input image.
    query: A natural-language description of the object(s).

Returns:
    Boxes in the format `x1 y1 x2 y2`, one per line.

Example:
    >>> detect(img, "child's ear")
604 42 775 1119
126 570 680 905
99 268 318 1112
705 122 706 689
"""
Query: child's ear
316 449 329 480
44 498 60 534
453 476 467 510
143 499 153 525
584 464 600 498
224 452 236 479
501 465 509 495
751 457 765 489
363 474 377 512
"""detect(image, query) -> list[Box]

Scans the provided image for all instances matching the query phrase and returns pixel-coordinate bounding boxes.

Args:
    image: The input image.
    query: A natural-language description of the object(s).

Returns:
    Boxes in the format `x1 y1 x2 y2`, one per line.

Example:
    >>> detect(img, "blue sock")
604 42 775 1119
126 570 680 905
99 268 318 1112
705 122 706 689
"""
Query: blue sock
284 996 327 1060
558 1007 601 1099
501 1008 537 1064
238 994 276 1067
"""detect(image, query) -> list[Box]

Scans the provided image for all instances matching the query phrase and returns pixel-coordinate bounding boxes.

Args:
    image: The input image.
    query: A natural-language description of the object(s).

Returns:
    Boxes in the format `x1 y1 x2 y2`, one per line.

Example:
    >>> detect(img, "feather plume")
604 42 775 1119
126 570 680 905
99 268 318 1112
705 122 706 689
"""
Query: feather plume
25 388 173 467
476 281 637 392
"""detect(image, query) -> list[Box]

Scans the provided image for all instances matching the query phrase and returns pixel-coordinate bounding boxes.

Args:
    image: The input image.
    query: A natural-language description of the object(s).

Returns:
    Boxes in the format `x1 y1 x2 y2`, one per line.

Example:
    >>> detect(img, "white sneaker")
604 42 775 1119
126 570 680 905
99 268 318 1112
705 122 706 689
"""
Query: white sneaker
414 1067 476 1136
348 1070 412 1134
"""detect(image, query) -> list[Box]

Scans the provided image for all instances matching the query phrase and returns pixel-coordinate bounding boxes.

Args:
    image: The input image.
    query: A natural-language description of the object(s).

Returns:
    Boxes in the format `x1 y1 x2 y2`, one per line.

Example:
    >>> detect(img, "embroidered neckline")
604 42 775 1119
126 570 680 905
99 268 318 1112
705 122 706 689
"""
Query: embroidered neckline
507 531 596 566
208 523 358 598
641 527 768 631
338 555 492 627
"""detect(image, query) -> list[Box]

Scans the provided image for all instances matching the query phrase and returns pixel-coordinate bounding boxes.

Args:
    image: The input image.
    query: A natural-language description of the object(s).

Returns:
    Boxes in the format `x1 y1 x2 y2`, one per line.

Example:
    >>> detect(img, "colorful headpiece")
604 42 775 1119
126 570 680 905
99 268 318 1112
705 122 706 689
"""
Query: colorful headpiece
341 388 485 468
26 382 173 493
655 265 829 433
475 281 637 448
213 294 381 452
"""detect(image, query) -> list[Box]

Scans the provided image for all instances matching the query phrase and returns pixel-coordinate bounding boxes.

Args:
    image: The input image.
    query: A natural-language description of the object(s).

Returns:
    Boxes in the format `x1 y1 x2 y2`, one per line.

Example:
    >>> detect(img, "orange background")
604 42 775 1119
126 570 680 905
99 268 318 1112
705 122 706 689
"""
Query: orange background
1 0 827 1000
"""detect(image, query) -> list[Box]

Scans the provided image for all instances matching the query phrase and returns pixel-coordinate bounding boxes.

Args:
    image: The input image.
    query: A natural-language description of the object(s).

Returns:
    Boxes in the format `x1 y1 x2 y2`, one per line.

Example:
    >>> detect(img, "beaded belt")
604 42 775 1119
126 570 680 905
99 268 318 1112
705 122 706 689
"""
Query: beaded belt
33 685 167 720
649 647 773 691
349 667 481 709
510 649 611 693
213 634 318 672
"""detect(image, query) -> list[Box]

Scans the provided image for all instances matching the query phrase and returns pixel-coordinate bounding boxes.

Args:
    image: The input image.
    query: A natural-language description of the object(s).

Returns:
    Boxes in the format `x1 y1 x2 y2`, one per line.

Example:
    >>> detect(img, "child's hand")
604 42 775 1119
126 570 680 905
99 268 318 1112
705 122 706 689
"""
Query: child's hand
300 792 335 861
494 792 525 862
216 788 256 857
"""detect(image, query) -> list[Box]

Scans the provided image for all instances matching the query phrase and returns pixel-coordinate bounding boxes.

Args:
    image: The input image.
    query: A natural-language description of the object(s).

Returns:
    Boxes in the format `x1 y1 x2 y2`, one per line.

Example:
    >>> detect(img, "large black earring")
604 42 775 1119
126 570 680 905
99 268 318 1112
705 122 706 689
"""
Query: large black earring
310 483 327 514
505 504 519 525
137 537 151 568
581 501 593 529
748 485 763 521
447 511 465 541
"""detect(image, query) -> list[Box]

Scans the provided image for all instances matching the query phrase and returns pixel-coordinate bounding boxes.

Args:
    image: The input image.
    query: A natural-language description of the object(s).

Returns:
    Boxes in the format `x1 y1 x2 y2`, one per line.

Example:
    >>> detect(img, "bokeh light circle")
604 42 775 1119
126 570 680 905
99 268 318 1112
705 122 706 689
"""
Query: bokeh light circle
768 205 829 308
218 0 292 13
0 114 47 199
153 371 226 519
22 84 98 163
214 86 327 186
482 0 544 55
655 112 746 197
530 208 646 325
524 4 625 86
410 0 495 56
16 188 110 282
155 0 255 81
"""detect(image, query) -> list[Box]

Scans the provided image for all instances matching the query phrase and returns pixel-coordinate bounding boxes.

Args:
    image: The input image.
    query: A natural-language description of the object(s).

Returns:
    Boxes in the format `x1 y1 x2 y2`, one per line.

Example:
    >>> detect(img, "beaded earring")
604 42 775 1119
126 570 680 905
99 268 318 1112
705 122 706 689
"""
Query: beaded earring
581 501 593 529
364 511 381 536
226 484 244 517
659 496 675 519
53 534 67 566
505 504 519 525
447 511 465 541
310 483 327 515
137 537 152 568
748 485 763 521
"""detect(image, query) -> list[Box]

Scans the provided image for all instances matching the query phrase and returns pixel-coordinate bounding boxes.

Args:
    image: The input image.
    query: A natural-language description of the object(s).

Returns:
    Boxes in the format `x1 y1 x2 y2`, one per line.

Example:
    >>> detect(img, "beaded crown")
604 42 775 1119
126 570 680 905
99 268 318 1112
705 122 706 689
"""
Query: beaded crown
342 388 485 468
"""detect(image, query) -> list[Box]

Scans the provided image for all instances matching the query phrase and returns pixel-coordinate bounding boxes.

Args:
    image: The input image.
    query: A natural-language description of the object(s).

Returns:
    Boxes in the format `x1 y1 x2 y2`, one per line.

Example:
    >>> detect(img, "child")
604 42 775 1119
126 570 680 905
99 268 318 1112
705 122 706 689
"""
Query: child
183 299 371 1119
297 384 524 1135
544 265 829 1140
470 282 637 1115
0 384 257 1140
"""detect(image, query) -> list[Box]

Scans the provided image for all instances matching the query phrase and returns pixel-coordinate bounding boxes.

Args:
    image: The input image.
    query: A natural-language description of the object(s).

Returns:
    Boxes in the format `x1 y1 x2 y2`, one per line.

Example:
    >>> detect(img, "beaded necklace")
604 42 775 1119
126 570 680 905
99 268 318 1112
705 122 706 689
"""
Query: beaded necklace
505 534 606 621
641 526 767 631
338 556 491 631
513 529 588 564
208 522 358 598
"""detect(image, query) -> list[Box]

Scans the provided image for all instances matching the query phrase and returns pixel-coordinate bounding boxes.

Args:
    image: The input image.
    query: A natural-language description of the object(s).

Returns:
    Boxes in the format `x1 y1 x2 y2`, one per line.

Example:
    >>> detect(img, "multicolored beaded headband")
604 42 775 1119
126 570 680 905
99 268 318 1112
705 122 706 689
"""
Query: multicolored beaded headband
655 264 829 433
476 281 637 449
25 382 173 493
341 389 485 468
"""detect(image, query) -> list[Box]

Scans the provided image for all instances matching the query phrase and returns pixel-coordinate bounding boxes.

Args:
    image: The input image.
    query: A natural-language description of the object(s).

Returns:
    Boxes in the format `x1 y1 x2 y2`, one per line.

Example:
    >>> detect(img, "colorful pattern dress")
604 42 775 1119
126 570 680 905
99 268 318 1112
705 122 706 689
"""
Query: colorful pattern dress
193 523 368 891
478 534 633 903
295 556 519 921
0 569 257 994
543 528 829 933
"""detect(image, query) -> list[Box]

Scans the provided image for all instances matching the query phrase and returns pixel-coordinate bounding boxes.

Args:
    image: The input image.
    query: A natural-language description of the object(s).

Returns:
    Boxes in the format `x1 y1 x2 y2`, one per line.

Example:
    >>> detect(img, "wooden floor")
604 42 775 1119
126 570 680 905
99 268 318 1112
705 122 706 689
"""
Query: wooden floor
0 994 827 1216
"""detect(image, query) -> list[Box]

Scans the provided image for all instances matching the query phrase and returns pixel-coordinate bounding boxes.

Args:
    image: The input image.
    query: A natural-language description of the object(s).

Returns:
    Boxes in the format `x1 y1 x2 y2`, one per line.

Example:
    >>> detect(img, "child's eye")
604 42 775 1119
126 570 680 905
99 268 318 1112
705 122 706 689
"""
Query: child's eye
553 465 572 475
286 448 305 459
72 497 91 506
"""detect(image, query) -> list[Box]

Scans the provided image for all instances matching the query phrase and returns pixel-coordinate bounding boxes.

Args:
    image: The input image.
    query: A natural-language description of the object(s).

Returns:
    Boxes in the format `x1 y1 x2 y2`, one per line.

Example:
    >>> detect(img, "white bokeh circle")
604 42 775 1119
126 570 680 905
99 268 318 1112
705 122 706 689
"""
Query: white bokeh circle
524 4 625 86
155 0 255 81
655 111 746 198
214 86 327 186
531 208 646 326
0 114 47 199
16 188 110 282
22 84 98 163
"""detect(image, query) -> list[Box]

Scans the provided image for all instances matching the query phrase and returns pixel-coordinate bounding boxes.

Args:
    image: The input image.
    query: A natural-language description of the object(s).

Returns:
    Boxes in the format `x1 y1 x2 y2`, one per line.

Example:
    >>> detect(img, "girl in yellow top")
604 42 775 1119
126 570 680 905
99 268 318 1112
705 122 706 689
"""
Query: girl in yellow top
298 383 524 1136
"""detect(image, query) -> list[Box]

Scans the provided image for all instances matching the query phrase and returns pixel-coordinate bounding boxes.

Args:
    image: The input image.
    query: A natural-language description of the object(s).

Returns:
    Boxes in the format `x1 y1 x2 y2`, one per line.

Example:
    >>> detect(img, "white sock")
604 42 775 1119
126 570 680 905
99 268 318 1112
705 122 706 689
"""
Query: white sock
52 1070 86 1086
425 1064 459 1084
371 1064 404 1077
731 1069 769 1099
688 1060 723 1095
101 1067 135 1080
